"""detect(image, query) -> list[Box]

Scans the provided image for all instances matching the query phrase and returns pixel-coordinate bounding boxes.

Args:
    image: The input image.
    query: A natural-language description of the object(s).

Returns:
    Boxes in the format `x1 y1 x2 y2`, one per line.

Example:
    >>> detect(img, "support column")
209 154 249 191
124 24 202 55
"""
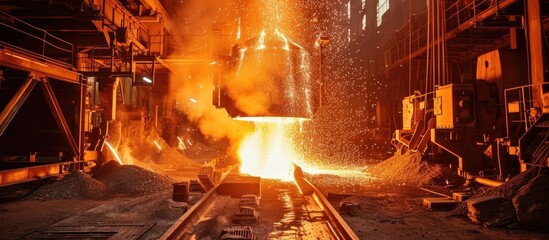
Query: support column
527 0 545 110
79 77 87 162
98 77 119 121
510 16 518 49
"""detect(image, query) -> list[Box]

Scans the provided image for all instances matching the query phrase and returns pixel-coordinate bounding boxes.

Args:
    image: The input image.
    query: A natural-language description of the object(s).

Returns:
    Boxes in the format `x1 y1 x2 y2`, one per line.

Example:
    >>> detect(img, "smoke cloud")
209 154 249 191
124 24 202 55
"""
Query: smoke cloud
168 65 252 142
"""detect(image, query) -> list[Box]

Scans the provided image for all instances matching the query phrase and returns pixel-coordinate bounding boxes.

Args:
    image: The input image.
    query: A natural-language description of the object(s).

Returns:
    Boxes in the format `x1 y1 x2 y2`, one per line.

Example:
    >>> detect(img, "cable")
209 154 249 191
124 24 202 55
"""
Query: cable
436 0 441 87
442 0 450 84
424 0 431 130
431 0 435 91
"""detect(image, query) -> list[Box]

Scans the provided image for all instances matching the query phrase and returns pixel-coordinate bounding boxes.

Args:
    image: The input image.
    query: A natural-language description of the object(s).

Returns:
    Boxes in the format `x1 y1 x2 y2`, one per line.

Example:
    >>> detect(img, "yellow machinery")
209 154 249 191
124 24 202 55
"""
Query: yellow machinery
393 49 530 179
433 84 476 129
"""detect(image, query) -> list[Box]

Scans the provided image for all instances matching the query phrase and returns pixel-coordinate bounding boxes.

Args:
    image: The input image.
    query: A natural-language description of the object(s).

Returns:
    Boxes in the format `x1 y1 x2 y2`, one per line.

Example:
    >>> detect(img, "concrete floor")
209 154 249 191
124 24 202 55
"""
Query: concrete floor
0 193 201 239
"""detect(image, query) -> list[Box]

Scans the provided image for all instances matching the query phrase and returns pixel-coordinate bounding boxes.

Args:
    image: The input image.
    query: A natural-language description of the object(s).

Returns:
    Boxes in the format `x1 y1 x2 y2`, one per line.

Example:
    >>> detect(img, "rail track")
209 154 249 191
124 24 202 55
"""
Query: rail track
160 169 359 240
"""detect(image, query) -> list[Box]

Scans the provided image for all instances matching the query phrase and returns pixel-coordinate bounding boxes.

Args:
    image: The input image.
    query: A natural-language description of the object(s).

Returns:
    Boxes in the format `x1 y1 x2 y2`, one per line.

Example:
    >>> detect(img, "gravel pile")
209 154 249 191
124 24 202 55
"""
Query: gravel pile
368 151 463 186
129 138 199 168
513 173 549 231
25 171 106 200
449 166 543 217
157 146 199 167
95 164 174 195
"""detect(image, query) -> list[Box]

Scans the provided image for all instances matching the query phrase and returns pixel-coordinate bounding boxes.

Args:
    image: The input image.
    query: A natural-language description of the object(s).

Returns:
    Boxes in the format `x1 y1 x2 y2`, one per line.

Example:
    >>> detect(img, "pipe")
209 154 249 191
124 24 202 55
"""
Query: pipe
475 177 503 187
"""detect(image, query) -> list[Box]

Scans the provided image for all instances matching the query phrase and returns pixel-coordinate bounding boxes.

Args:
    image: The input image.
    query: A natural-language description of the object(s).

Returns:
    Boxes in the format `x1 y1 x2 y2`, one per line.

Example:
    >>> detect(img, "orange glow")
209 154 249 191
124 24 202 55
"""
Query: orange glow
234 116 310 123
104 141 123 165
238 119 306 181
238 119 374 181
177 136 187 150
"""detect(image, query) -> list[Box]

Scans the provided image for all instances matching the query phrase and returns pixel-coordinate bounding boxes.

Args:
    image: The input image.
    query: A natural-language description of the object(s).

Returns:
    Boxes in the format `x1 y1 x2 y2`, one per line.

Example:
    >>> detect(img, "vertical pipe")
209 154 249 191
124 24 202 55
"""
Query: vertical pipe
504 88 509 139
431 0 435 90
408 0 412 95
526 0 544 110
79 76 86 163
521 87 528 131
510 16 518 49
424 0 431 130
497 139 503 180
155 104 158 127
93 80 97 108
443 3 448 85
110 37 115 72
425 0 430 94
112 78 118 120
319 44 323 107
436 0 440 86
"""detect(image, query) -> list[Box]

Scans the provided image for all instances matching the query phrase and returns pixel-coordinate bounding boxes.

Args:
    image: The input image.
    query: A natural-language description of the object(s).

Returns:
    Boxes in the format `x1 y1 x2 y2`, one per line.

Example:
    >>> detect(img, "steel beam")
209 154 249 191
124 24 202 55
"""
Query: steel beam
38 75 80 159
0 48 81 84
0 74 37 137
138 0 178 33
101 0 147 51
527 0 545 109
0 162 69 187
475 19 523 28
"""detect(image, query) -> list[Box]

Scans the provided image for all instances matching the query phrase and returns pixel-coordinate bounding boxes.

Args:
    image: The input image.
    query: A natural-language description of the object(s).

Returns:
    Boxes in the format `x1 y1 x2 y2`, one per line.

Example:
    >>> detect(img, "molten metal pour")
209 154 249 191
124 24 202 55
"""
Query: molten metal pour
238 120 305 180
217 30 326 180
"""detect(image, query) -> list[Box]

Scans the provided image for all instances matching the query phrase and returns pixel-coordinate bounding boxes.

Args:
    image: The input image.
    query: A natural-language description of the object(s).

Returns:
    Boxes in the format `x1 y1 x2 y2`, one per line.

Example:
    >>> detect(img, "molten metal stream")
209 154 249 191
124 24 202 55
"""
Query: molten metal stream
104 141 123 165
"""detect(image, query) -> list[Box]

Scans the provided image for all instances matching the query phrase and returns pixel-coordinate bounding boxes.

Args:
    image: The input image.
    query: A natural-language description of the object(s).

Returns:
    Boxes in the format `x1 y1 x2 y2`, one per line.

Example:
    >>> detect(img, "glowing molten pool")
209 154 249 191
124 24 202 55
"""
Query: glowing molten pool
237 118 373 181
238 119 305 181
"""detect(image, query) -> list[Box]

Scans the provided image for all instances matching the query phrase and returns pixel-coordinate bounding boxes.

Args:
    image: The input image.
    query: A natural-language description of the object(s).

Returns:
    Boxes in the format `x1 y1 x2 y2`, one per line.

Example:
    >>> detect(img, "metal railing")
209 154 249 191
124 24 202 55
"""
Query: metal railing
76 46 112 72
444 0 496 31
504 82 549 141
376 0 516 72
0 11 74 67
149 34 210 58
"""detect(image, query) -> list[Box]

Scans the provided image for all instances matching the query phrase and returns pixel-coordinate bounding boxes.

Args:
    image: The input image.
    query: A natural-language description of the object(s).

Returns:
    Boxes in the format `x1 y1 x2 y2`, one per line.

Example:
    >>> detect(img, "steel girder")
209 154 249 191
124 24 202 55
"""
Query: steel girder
0 74 37 137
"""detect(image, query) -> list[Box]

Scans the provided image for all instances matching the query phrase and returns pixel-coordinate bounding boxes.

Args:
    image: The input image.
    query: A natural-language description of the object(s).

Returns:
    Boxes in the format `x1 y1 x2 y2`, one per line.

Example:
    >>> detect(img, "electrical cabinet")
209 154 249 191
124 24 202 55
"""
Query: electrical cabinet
434 84 476 129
